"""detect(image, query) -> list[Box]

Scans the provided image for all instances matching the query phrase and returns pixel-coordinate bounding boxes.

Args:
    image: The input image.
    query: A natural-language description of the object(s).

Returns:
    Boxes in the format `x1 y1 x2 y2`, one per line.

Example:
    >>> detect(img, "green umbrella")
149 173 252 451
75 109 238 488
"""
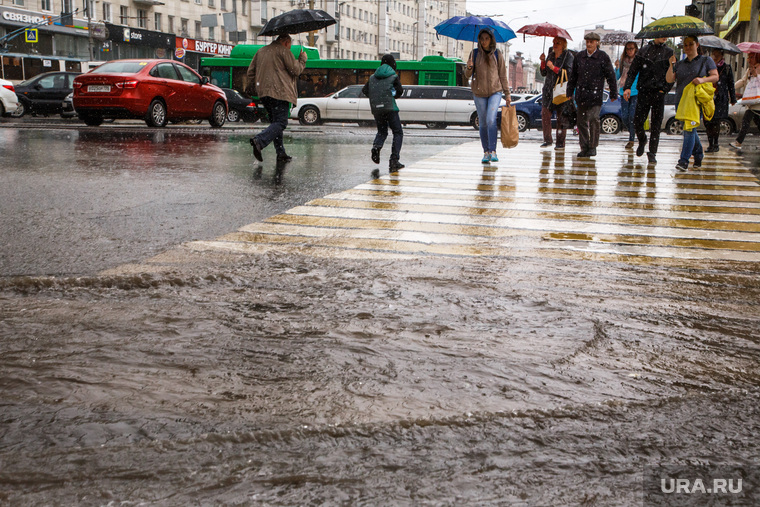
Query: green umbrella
635 15 714 39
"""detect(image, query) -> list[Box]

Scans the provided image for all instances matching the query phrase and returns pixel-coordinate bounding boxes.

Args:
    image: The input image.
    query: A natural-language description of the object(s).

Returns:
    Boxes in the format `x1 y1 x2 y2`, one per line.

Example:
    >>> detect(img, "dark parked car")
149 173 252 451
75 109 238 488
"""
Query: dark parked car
73 59 227 128
222 88 264 122
513 91 622 134
13 71 80 117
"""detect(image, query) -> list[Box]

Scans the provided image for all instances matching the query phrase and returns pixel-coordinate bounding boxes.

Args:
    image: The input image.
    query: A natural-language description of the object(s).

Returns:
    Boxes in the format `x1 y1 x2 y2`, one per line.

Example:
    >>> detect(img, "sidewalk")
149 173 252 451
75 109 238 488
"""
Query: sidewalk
113 137 760 275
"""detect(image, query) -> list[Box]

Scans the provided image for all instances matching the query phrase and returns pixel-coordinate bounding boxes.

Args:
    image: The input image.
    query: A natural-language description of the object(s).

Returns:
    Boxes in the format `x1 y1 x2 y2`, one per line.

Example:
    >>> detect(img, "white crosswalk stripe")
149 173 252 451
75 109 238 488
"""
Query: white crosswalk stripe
188 141 760 264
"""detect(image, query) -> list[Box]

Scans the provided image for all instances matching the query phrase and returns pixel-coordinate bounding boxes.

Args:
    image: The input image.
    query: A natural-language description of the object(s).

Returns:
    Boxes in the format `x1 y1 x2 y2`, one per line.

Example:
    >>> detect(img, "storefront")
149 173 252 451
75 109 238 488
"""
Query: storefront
0 6 90 80
102 23 173 61
174 36 234 71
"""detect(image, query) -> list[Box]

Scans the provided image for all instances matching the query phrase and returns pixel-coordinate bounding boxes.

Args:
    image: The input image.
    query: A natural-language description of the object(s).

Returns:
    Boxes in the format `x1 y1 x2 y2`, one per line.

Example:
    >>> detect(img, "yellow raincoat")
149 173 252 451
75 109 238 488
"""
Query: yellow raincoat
675 82 715 131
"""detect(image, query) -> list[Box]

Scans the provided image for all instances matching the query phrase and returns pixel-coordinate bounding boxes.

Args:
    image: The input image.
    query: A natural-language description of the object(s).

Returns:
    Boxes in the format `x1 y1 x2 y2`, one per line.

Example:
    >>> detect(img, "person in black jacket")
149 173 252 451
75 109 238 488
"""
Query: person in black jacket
704 48 737 152
567 32 618 158
623 37 674 164
362 54 405 172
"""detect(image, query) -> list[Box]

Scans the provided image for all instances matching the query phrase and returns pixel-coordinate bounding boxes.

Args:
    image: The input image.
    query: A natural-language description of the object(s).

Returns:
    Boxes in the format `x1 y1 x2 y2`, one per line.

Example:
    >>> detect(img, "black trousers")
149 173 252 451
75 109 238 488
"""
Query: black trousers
633 89 666 155
737 109 760 144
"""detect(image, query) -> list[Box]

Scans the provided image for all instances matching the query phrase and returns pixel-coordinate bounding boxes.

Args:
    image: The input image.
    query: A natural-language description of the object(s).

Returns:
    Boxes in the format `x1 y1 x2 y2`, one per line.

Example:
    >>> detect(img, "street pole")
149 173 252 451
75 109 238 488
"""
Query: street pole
308 0 315 47
751 0 759 45
87 1 94 61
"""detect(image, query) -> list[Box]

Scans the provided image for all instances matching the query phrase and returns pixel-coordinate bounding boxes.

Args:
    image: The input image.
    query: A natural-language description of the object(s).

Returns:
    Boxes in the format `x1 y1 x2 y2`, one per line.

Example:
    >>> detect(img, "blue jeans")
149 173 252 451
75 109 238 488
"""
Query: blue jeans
620 94 637 141
474 92 502 152
256 97 291 156
373 110 403 162
679 128 703 168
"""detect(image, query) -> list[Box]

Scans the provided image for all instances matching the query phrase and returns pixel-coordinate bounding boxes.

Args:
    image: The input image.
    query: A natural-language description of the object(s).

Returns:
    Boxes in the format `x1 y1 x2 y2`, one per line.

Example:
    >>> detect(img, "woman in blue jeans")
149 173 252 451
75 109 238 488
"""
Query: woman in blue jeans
666 36 718 171
616 41 639 149
464 28 511 163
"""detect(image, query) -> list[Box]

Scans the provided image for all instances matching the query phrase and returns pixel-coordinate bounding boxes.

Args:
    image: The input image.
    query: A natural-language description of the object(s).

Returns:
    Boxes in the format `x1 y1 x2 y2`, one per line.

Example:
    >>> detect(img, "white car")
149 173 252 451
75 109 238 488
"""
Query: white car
292 85 504 130
0 78 19 117
662 91 744 136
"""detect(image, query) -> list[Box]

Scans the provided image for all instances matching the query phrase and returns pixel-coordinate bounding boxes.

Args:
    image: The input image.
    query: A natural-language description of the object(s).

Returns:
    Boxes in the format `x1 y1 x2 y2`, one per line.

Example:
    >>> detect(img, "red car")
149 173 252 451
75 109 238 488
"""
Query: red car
73 59 227 128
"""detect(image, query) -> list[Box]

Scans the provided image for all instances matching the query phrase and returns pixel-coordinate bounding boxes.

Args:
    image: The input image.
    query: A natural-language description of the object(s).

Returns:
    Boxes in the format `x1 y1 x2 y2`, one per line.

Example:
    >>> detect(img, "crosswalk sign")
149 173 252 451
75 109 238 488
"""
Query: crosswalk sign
25 29 38 43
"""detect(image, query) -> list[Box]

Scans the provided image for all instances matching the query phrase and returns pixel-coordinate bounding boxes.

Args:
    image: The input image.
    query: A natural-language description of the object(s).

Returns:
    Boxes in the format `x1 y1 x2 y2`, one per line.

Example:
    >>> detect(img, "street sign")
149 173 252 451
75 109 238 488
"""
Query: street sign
25 28 38 43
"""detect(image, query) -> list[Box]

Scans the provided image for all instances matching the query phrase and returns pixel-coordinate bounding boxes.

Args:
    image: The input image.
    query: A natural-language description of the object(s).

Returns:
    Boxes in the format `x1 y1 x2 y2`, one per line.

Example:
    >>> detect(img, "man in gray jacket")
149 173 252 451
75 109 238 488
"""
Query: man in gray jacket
362 54 405 172
246 34 307 162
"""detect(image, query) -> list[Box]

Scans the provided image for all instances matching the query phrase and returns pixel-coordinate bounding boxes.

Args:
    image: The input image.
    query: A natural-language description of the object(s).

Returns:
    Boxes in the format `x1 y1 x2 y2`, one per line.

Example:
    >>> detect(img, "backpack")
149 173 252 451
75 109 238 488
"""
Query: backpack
471 48 500 78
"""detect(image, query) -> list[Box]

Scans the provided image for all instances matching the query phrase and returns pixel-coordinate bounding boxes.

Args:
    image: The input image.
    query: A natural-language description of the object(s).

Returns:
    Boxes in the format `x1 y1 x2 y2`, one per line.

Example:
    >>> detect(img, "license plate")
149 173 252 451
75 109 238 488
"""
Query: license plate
88 85 110 93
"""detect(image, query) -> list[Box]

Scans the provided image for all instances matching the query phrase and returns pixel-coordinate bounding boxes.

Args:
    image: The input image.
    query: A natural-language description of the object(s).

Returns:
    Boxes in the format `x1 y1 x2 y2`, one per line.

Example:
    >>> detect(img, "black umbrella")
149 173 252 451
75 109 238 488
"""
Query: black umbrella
258 9 336 37
698 35 741 55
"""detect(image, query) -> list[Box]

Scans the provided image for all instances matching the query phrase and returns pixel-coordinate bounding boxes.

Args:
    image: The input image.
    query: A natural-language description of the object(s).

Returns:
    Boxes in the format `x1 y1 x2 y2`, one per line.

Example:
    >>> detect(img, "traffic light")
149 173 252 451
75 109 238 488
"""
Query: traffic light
685 4 700 18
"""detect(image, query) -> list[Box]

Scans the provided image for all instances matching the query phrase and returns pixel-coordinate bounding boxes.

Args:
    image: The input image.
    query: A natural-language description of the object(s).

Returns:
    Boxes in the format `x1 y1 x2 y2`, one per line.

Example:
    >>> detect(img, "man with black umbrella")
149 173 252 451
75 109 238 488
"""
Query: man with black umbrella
623 36 674 165
246 34 308 162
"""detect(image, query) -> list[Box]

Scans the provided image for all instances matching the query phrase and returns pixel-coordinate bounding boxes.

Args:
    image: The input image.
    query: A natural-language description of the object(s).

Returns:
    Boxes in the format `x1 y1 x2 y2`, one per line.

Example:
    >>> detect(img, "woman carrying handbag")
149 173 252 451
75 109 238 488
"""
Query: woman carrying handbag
539 37 574 150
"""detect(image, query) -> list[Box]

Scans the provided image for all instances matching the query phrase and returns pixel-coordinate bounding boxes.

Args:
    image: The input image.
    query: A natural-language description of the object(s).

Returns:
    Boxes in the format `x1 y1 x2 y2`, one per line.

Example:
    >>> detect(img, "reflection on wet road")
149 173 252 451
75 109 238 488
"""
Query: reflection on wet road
189 141 760 264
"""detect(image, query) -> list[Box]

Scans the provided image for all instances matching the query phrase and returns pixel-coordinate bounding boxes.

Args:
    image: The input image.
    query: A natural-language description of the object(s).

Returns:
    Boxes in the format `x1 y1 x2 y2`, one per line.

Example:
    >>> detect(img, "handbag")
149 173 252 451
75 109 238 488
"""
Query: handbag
741 75 760 107
500 105 519 149
552 69 571 105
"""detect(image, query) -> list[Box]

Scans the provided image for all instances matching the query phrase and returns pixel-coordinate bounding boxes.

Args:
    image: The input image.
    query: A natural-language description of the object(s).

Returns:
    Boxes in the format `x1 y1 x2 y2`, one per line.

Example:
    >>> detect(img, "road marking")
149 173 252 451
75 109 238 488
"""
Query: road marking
187 141 760 264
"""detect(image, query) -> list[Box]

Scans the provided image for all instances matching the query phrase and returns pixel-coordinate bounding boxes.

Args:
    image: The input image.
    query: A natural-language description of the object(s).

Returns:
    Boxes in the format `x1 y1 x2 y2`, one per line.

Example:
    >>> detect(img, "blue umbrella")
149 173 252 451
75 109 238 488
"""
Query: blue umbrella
434 16 517 43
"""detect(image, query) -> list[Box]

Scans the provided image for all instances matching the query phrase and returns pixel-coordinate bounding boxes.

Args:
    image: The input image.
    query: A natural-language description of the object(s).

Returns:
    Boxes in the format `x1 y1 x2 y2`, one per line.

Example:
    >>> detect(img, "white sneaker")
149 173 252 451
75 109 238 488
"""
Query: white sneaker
729 142 742 151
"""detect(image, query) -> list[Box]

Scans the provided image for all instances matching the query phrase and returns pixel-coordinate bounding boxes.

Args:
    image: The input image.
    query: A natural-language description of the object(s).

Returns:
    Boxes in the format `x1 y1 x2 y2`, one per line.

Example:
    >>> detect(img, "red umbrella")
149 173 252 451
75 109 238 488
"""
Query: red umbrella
738 42 760 53
517 22 573 52
517 22 572 40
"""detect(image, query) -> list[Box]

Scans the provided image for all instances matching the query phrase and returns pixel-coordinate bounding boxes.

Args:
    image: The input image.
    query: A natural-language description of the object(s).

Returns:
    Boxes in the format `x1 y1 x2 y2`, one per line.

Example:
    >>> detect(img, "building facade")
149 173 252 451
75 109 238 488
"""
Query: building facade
0 0 490 81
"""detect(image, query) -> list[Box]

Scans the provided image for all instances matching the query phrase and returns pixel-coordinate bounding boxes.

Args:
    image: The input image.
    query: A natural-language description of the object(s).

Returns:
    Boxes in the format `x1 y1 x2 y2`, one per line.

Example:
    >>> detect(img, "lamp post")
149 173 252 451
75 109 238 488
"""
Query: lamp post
507 15 528 27
631 0 644 32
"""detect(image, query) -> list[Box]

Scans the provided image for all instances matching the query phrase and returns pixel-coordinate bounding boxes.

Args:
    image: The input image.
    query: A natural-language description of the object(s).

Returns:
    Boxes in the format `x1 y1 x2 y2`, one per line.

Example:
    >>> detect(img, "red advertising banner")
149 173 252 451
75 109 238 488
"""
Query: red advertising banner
176 37 233 56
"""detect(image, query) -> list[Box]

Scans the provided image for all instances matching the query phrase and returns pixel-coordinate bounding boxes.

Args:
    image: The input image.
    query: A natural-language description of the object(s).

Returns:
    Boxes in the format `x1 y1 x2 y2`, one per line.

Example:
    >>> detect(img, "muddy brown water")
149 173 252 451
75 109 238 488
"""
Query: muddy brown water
2 251 759 505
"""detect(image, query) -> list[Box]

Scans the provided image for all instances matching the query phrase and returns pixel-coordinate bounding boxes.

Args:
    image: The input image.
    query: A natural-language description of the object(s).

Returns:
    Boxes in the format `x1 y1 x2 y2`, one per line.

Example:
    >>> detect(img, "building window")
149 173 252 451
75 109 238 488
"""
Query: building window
137 9 147 28
12 0 24 7
119 5 129 25
221 0 226 10
208 0 215 8
154 13 161 31
241 0 247 15
195 21 201 38
83 0 94 18
181 18 189 36
168 15 174 33
209 26 215 40
41 0 52 11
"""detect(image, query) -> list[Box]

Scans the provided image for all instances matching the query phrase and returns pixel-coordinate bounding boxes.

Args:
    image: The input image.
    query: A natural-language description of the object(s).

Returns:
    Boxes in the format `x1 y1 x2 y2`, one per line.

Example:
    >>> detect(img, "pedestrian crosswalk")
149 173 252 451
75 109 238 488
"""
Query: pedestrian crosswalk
188 141 760 264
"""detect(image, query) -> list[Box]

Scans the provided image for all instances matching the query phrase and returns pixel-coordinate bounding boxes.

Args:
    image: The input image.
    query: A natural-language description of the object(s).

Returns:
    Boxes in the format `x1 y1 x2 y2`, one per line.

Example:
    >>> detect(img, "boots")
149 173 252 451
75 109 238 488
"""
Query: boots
706 136 720 153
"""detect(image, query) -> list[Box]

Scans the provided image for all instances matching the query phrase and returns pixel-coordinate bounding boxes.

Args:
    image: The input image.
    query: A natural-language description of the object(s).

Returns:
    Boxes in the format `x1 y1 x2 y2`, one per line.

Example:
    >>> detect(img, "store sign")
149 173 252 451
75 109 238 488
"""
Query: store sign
2 10 50 25
105 23 173 48
177 37 233 56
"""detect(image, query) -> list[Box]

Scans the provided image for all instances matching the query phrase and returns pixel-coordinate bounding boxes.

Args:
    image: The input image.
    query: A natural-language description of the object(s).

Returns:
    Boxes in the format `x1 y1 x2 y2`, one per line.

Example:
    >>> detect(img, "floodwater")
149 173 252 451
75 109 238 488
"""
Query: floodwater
2 127 760 505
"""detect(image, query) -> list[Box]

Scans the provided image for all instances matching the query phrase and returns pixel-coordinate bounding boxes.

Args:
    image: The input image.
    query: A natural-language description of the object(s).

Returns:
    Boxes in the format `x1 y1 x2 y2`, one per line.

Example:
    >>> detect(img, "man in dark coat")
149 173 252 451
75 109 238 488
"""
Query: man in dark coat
567 32 618 158
623 36 674 164
704 48 736 152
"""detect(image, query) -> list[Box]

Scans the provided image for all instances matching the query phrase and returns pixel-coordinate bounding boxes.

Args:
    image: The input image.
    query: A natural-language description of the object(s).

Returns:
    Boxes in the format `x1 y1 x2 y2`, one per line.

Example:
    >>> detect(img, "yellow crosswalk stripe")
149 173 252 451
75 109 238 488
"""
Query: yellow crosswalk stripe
186 141 760 264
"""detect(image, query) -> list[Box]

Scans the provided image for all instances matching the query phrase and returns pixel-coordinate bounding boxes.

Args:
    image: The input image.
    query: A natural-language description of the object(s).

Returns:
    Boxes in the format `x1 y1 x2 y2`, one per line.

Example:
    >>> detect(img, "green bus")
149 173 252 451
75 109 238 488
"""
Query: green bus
199 44 468 99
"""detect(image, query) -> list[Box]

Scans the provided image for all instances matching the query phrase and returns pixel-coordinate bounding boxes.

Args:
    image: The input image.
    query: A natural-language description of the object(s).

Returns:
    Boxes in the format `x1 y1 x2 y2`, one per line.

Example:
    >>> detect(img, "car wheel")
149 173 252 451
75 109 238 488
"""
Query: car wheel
79 111 104 126
11 100 26 118
601 115 621 134
516 112 529 132
665 118 683 135
471 113 479 130
227 109 240 122
425 122 447 129
719 118 734 136
209 100 226 127
299 105 321 125
145 99 168 128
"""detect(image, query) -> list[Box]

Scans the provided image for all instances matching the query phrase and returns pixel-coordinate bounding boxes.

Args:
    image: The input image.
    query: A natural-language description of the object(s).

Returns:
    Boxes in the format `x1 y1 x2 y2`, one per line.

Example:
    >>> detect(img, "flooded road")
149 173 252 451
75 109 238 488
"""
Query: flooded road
1 126 760 505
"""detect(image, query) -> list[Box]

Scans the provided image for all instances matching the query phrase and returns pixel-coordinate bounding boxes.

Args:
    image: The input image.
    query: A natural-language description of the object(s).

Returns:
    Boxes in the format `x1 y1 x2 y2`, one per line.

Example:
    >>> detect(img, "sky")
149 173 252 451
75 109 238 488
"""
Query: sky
465 0 695 61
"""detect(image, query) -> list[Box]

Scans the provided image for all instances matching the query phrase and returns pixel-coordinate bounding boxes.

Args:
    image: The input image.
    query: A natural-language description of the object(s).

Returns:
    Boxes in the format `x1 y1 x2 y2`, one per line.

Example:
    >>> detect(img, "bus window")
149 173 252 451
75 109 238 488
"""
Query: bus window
325 69 354 95
355 69 373 86
398 70 417 86
298 69 328 96
210 69 231 88
232 67 248 91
